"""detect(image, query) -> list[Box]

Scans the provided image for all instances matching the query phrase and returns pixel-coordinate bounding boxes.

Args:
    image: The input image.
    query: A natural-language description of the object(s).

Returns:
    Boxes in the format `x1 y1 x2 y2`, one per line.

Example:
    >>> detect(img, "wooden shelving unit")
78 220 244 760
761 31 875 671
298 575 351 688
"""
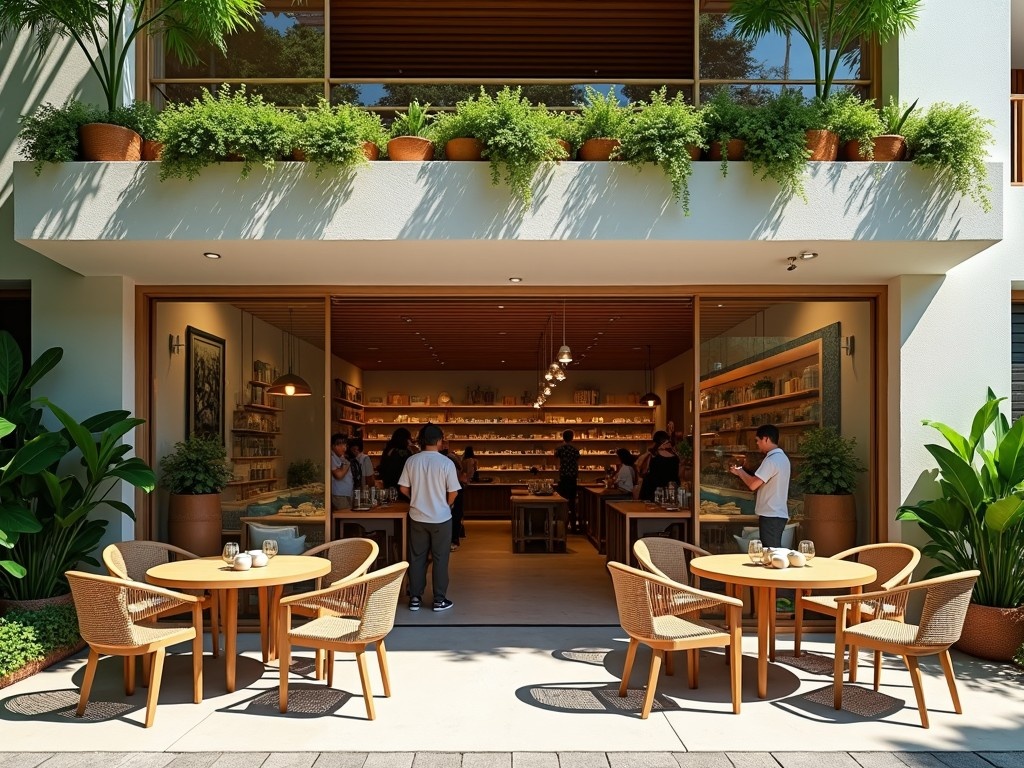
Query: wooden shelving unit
332 379 365 432
228 371 285 500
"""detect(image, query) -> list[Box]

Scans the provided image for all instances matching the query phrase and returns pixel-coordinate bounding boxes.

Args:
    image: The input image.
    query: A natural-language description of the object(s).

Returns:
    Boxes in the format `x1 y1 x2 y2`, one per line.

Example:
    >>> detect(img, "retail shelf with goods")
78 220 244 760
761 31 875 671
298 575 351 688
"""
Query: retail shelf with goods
332 378 365 430
226 362 286 500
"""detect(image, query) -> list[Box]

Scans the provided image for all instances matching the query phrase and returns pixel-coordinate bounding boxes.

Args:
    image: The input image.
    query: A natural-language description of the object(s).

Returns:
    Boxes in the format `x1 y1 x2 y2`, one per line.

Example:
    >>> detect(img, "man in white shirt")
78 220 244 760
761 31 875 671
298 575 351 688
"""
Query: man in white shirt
728 424 791 547
399 424 461 612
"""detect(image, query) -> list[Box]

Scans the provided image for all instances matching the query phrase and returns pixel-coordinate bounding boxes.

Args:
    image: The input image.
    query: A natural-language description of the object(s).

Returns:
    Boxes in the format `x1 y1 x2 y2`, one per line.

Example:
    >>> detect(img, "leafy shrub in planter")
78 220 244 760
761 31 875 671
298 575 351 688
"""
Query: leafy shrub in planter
158 86 299 181
430 93 490 158
618 88 705 214
699 88 750 176
0 603 80 680
159 436 233 495
17 101 95 173
574 86 632 143
743 90 813 200
797 426 866 495
542 111 580 157
108 101 161 141
388 99 434 139
905 101 994 212
815 92 882 158
295 100 375 174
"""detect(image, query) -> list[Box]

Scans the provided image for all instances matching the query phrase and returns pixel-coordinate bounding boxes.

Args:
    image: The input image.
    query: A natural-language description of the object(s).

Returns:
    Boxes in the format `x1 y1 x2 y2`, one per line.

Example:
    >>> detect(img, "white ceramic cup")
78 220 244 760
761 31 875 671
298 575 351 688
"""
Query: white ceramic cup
232 553 253 571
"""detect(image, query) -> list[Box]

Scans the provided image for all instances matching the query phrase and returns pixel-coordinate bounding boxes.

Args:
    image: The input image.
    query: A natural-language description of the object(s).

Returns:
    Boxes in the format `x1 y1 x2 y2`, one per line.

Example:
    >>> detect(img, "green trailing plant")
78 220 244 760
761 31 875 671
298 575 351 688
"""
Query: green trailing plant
352 108 387 152
879 97 919 136
904 101 994 213
159 436 233 495
540 110 579 158
573 86 632 144
0 0 261 113
17 100 95 173
294 100 373 174
0 603 80 679
157 85 300 181
896 390 1024 609
700 88 750 176
388 100 434 139
287 458 322 487
728 0 923 101
429 94 490 158
618 88 705 215
797 426 866 495
815 92 882 158
0 331 156 599
742 90 813 200
473 87 561 207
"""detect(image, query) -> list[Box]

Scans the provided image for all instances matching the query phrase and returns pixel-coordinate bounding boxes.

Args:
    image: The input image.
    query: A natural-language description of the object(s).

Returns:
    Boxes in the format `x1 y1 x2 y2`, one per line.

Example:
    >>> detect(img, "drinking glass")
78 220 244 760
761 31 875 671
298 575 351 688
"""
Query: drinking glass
262 539 278 559
222 542 239 566
354 489 363 508
747 539 764 564
653 488 665 505
798 540 816 560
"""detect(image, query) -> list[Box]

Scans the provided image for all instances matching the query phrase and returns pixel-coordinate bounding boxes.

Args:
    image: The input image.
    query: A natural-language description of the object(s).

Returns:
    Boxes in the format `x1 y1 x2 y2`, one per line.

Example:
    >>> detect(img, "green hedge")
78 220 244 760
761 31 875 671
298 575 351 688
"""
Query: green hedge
0 603 81 679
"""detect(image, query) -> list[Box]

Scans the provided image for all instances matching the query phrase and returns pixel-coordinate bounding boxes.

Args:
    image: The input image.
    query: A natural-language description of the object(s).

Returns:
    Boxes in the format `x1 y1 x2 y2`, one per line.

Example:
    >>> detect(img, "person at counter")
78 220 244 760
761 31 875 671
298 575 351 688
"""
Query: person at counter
728 424 791 547
440 438 466 551
330 433 353 510
637 430 680 501
613 448 639 495
347 436 374 493
554 430 581 533
378 427 417 502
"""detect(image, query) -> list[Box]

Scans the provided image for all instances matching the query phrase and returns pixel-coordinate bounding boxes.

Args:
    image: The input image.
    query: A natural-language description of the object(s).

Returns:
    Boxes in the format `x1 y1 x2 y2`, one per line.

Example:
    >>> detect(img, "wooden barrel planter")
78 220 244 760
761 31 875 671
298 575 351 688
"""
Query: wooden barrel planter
386 136 434 161
577 138 621 161
800 493 856 557
79 123 142 161
844 135 907 162
805 129 839 161
168 493 223 557
445 138 485 160
954 603 1024 661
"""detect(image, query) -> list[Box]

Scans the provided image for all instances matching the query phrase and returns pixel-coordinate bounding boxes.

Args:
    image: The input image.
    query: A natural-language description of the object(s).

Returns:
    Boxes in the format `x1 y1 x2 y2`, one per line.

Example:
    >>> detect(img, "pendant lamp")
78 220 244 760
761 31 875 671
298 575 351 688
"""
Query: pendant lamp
268 309 312 397
640 344 661 407
557 300 572 364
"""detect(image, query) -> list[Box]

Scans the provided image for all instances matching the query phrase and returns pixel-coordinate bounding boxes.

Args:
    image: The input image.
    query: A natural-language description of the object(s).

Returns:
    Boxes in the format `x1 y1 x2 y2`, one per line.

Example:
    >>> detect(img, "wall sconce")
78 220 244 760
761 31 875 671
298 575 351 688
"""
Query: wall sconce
169 334 184 355
842 335 855 356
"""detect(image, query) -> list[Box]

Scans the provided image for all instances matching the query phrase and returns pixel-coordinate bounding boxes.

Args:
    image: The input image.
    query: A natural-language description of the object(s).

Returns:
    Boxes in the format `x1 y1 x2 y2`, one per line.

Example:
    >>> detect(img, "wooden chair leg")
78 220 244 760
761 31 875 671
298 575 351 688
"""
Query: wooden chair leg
376 640 392 698
640 648 663 720
687 649 698 689
315 649 326 681
355 649 375 720
793 590 804 657
144 647 166 728
619 638 639 697
665 649 674 676
327 650 335 687
141 652 151 688
848 643 859 683
192 606 204 704
77 649 100 717
904 655 930 729
833 634 845 710
124 655 136 695
873 650 882 691
939 650 962 714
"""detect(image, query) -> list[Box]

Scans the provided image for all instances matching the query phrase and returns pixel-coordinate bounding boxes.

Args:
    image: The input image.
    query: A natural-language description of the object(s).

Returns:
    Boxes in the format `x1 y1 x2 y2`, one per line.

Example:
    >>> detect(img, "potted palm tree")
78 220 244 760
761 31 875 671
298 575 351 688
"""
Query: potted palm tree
160 436 233 557
897 390 1024 661
796 426 866 556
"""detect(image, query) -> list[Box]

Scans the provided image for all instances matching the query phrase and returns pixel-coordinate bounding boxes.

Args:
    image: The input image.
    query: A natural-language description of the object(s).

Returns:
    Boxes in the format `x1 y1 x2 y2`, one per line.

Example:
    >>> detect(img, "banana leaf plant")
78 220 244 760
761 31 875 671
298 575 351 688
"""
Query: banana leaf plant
0 331 155 599
896 389 1024 608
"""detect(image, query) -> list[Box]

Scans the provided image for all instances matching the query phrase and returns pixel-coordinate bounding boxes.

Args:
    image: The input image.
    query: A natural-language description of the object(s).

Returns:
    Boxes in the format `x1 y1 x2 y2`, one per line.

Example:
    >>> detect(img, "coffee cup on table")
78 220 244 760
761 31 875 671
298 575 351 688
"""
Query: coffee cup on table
232 553 253 571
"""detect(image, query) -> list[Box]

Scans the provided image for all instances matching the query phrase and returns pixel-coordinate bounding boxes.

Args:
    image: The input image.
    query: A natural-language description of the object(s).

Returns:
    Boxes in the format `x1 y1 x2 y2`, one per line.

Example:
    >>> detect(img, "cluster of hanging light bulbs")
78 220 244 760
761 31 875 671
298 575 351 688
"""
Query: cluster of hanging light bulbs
534 304 572 408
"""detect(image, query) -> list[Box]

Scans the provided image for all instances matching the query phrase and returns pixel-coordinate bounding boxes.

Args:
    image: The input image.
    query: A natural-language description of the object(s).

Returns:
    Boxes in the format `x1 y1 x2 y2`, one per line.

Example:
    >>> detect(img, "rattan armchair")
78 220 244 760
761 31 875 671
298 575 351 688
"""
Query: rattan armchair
103 541 219 658
67 570 203 728
832 569 979 729
633 537 710 586
278 561 409 720
607 561 742 719
794 542 920 680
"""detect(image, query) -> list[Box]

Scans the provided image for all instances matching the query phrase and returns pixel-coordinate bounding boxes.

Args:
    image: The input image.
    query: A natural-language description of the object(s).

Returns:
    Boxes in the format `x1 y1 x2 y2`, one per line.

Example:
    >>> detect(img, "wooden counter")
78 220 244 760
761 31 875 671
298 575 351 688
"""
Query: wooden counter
332 503 410 567
605 500 693 568
578 485 630 554
510 493 568 553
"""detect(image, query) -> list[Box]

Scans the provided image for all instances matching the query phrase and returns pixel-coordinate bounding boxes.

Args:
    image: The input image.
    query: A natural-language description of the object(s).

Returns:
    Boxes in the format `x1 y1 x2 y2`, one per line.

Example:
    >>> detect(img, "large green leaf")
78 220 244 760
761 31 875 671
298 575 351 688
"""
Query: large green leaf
14 347 62 398
984 495 1024 533
108 458 156 491
995 416 1024 489
0 332 23 398
103 500 137 520
0 432 67 481
923 418 972 460
80 410 131 434
925 443 984 511
40 399 98 475
0 504 43 534
0 559 26 579
967 397 1003 456
0 417 14 439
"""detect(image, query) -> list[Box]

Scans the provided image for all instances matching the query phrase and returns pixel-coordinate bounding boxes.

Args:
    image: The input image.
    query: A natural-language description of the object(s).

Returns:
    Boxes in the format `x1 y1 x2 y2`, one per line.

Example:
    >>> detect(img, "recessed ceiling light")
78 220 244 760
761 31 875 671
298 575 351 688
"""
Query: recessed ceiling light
800 251 819 260
498 331 507 335
632 346 642 350
368 347 378 350
717 304 724 308
377 359 382 363
508 277 523 283
203 252 221 259
498 305 505 309
501 359 505 363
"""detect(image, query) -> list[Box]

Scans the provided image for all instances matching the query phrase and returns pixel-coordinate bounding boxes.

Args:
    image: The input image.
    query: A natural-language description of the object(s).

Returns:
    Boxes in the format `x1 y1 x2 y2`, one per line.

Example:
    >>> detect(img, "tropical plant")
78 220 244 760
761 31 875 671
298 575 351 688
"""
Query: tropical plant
388 100 434 139
797 426 866 495
159 436 233 495
0 332 156 599
904 101 994 213
574 86 632 143
814 92 882 158
879 97 919 136
473 87 561 207
742 90 813 200
728 0 923 100
16 100 95 174
157 85 300 181
896 390 1024 608
287 458 322 487
700 88 750 175
0 0 261 112
618 88 705 215
294 100 374 174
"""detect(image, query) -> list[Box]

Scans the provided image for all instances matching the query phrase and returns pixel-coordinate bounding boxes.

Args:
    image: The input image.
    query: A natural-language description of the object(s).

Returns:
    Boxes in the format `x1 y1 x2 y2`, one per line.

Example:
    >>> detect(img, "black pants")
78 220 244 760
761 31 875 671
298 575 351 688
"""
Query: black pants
557 477 579 531
758 516 788 548
451 489 465 544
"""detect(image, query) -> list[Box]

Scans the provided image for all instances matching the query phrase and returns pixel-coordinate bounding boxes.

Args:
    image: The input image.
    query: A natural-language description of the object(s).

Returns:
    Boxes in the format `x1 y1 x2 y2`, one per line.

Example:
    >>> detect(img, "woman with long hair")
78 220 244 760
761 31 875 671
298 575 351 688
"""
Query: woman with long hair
378 427 416 501
637 430 680 501
461 445 479 483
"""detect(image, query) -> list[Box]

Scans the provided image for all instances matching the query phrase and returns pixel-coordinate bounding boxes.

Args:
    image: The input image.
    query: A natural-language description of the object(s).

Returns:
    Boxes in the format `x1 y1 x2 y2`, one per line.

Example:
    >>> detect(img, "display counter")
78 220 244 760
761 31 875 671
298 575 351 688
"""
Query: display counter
579 485 630 554
605 500 693 568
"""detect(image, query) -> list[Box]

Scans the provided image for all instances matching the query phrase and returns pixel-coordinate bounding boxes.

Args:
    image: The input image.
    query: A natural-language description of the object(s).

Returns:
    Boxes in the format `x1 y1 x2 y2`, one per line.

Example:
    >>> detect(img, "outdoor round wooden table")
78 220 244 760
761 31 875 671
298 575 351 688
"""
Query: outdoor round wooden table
688 553 876 699
146 554 330 692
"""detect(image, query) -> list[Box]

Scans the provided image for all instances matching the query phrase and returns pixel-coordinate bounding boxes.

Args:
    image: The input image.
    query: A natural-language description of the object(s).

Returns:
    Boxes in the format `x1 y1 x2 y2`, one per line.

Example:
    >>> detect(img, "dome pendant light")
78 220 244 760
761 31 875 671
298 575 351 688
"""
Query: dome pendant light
268 308 312 397
557 300 572 364
640 344 661 407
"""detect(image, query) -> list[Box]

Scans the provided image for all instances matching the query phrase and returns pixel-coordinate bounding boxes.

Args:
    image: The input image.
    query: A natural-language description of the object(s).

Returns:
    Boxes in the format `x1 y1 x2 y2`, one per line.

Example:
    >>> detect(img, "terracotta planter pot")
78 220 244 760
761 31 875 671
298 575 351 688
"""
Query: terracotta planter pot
168 492 223 557
292 148 306 162
709 139 746 161
805 129 839 161
79 123 142 161
387 136 434 161
844 135 907 162
800 493 856 557
141 140 163 161
363 142 380 161
954 603 1024 661
578 138 621 161
555 139 573 160
445 137 485 161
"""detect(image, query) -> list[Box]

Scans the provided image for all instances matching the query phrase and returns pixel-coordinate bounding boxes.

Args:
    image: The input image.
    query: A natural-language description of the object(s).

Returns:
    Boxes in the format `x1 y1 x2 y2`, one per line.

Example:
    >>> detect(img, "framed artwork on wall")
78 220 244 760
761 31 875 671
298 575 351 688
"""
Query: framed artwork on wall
186 326 225 442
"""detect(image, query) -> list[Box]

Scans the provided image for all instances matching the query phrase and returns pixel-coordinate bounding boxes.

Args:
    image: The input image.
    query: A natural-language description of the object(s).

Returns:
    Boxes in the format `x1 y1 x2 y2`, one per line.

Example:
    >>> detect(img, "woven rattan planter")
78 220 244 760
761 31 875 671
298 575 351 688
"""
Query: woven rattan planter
954 603 1024 661
79 123 142 161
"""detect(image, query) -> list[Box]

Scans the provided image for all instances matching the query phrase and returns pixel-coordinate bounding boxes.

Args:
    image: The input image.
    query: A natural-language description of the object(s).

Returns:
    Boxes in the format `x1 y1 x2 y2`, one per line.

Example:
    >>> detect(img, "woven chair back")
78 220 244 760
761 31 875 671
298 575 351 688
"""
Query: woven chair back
105 541 195 581
854 543 920 592
607 562 656 637
633 537 708 585
915 571 979 646
68 571 178 647
307 538 379 586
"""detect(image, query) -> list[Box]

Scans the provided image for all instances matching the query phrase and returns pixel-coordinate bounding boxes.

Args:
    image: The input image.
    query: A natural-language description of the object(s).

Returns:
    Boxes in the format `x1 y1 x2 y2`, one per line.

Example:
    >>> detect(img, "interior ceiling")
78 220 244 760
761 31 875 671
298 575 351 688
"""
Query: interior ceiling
233 297 775 371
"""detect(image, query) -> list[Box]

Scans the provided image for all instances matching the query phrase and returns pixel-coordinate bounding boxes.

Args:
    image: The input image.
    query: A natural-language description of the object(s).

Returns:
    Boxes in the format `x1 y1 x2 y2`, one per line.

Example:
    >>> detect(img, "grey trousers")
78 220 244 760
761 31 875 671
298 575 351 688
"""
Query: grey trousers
408 516 453 601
